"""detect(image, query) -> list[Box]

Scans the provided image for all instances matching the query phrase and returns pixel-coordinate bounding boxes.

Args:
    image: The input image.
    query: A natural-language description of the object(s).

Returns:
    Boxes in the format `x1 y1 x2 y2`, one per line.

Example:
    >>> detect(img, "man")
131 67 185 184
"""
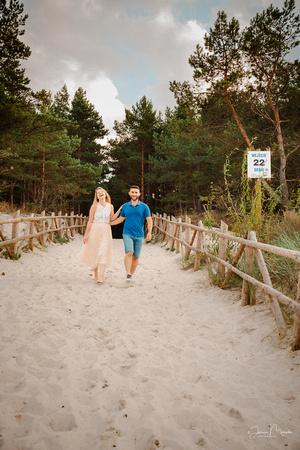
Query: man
110 185 152 281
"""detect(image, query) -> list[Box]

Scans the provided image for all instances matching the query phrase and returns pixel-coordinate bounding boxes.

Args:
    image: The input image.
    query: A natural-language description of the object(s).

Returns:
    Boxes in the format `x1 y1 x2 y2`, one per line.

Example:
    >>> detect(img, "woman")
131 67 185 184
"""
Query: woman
79 187 121 283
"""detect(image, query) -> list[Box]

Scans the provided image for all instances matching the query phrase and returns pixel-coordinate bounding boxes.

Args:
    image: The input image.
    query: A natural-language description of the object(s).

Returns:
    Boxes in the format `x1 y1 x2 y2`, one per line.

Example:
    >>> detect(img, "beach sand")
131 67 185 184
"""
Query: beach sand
0 233 299 450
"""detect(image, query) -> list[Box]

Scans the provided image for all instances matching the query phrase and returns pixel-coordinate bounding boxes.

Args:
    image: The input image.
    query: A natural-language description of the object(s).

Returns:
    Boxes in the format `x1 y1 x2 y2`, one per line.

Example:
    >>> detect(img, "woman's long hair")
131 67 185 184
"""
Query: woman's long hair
92 187 111 209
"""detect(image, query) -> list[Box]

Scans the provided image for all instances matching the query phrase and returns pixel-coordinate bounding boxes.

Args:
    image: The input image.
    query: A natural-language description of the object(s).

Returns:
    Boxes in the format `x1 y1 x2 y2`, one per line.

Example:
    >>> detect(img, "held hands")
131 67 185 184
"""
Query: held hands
146 232 152 242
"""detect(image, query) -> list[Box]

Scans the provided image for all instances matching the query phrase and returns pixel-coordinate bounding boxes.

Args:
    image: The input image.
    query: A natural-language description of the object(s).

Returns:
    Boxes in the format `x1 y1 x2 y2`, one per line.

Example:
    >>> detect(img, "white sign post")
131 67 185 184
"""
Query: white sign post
247 150 271 179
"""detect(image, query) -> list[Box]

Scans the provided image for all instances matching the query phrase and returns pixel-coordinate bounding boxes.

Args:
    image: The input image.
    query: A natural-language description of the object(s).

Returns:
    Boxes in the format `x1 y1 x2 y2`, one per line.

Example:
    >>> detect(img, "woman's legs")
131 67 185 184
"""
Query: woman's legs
98 264 106 282
93 267 98 281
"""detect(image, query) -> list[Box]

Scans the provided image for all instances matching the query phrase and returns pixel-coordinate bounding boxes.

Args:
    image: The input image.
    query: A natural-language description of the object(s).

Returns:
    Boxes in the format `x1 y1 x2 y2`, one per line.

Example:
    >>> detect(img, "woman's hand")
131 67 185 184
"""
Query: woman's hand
83 235 88 244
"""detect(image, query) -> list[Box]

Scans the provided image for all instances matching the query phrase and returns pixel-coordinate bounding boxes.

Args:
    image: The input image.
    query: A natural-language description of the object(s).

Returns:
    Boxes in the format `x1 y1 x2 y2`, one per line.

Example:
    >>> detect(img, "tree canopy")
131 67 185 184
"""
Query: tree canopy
0 0 299 220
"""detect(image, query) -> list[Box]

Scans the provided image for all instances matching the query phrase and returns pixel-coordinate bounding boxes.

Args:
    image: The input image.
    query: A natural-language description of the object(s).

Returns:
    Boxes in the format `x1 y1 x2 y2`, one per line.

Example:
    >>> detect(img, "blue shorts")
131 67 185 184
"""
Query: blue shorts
123 234 144 258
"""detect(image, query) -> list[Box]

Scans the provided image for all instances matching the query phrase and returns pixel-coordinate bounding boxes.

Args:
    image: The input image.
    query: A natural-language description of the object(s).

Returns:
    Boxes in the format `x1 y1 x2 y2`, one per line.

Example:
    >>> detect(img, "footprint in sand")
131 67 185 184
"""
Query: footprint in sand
45 412 77 432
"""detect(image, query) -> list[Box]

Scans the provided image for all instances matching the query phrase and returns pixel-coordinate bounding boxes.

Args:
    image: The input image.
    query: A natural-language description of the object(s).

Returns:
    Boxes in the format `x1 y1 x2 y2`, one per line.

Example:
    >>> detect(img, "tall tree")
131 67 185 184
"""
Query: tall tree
151 105 226 214
112 96 158 203
172 2 300 209
51 84 70 119
0 0 31 136
70 87 108 164
242 0 300 207
0 0 31 99
69 87 108 213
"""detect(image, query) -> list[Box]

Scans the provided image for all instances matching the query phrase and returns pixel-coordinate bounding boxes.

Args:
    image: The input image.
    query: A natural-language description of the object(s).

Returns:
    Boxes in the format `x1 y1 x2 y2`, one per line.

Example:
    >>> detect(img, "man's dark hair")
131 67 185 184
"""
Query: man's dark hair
130 185 140 191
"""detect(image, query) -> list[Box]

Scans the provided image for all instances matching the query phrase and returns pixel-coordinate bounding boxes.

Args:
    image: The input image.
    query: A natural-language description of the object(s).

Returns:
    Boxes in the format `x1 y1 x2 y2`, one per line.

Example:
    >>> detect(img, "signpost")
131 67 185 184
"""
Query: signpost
247 150 271 179
247 149 271 230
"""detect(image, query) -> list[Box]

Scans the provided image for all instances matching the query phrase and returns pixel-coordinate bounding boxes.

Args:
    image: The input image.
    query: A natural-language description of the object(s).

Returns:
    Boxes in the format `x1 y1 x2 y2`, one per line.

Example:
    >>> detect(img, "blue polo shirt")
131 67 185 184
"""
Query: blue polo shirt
120 200 151 237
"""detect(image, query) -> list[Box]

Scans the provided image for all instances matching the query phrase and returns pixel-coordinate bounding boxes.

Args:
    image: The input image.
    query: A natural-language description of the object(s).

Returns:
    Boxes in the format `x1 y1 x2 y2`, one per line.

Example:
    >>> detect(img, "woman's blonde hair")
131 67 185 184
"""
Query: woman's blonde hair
92 187 111 209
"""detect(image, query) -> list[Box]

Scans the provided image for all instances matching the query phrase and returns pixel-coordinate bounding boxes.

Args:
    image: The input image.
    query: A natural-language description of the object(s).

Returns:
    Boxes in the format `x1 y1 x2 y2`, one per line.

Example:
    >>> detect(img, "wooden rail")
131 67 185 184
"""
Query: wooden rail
152 213 300 351
0 210 88 256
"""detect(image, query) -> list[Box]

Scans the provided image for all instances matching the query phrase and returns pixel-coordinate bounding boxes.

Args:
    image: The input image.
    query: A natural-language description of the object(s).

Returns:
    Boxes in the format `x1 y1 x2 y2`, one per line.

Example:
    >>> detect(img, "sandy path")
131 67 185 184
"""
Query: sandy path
0 236 299 450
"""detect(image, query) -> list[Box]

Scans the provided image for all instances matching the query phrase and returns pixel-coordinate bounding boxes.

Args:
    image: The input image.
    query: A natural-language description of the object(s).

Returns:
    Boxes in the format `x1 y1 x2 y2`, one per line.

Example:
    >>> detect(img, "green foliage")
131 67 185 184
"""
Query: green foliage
70 87 108 165
0 0 299 225
107 96 158 207
1 80 108 214
264 210 300 298
0 249 21 260
171 1 300 211
52 234 70 245
0 0 31 100
150 107 226 215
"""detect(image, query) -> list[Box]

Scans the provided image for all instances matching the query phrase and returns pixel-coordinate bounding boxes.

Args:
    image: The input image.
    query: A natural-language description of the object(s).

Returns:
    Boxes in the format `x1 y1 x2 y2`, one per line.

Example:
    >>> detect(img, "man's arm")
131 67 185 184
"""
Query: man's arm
146 216 152 241
110 216 125 226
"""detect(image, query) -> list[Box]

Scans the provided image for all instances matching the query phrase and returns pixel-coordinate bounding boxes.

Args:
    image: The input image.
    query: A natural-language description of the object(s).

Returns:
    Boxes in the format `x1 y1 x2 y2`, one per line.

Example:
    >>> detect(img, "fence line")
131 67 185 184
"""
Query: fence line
152 213 300 351
0 210 88 257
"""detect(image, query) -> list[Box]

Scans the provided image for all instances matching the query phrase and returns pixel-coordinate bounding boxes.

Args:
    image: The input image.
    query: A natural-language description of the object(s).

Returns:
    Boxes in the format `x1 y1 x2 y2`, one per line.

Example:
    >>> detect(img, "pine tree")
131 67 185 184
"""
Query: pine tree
0 0 31 99
111 96 158 204
174 4 300 209
52 84 70 119
0 0 31 137
70 87 108 164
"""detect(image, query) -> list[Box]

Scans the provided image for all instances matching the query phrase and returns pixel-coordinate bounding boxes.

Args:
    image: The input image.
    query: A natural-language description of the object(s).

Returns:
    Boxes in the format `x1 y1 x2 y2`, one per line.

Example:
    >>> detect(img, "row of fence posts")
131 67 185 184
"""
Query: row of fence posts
152 212 300 351
0 210 88 257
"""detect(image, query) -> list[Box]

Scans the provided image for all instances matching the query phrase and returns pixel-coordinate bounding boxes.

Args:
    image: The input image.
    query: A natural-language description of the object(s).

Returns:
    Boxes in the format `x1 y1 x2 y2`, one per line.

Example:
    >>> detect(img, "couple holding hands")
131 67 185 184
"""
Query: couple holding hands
79 185 152 283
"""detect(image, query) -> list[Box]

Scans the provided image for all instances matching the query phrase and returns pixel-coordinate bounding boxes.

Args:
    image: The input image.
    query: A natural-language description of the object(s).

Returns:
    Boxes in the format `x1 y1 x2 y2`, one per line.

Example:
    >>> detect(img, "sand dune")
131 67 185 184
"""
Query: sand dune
0 234 299 450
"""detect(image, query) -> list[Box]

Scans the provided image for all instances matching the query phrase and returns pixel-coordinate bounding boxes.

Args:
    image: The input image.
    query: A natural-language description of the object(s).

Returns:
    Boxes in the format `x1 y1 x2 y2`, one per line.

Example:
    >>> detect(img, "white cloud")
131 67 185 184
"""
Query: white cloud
23 0 299 138
177 19 207 42
64 73 126 140
84 75 126 131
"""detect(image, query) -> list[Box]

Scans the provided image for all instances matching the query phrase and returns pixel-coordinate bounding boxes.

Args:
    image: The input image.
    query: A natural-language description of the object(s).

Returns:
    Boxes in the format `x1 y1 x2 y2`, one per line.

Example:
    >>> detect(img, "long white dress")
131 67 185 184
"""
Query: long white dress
79 202 113 268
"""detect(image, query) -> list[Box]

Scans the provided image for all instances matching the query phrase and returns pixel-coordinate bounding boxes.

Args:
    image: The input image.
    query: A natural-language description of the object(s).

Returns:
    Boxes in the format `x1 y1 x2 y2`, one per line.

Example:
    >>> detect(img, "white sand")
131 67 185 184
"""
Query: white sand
0 233 300 450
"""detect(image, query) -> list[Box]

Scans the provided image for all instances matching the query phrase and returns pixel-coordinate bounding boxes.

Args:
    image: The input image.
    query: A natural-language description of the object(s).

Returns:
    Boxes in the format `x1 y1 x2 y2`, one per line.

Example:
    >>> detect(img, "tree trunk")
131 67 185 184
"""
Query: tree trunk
10 181 16 206
141 140 144 202
266 73 289 207
224 87 284 207
41 147 45 209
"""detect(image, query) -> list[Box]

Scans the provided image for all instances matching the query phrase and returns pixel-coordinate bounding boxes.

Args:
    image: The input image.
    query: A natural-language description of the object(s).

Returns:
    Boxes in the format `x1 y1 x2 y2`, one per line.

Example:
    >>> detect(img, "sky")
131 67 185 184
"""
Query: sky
21 0 300 140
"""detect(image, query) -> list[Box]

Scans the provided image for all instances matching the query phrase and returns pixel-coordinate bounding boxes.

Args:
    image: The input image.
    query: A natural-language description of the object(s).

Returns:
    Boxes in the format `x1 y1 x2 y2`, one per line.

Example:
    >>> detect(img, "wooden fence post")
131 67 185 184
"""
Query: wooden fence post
221 232 248 289
152 213 156 236
194 220 203 271
70 212 75 237
165 214 169 244
74 213 78 234
57 211 63 239
292 272 300 350
50 212 55 241
241 231 256 306
159 214 163 240
251 231 286 336
217 221 228 284
29 214 35 250
11 210 20 255
79 214 83 234
184 216 190 259
176 218 181 253
170 215 176 249
64 213 69 238
40 211 46 247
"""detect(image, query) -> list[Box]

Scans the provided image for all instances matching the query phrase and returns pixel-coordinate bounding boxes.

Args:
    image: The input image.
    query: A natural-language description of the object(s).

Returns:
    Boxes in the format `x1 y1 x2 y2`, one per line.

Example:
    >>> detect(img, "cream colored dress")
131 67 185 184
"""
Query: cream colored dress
79 202 113 268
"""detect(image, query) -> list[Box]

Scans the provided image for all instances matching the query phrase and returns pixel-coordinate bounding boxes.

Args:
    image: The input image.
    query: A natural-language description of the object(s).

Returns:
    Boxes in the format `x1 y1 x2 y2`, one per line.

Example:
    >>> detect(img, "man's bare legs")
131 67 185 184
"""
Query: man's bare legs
124 252 139 276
